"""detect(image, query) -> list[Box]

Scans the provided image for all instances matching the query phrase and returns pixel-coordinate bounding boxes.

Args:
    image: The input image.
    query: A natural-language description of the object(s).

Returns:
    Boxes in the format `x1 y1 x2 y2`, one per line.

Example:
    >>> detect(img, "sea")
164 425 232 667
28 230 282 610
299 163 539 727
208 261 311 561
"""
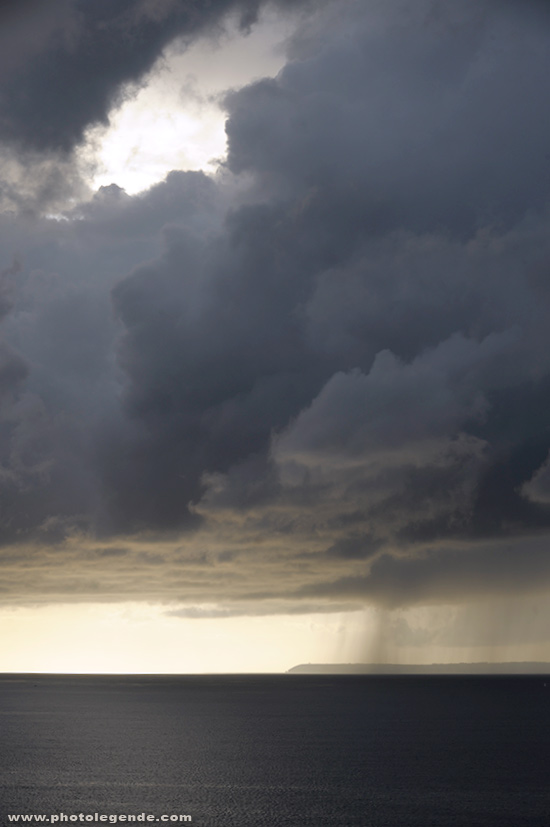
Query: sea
1 674 550 827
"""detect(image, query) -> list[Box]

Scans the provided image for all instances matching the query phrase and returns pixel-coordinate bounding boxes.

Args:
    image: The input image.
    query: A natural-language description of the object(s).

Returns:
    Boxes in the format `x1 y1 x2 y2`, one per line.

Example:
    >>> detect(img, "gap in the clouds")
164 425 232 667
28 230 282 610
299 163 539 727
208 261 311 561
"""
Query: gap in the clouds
3 599 549 674
78 9 294 197
0 602 366 674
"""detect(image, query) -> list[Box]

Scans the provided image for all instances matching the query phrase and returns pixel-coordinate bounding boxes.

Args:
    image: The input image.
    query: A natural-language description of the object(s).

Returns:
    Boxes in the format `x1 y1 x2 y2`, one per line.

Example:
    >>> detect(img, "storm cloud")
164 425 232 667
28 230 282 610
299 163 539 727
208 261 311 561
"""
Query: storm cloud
1 0 550 615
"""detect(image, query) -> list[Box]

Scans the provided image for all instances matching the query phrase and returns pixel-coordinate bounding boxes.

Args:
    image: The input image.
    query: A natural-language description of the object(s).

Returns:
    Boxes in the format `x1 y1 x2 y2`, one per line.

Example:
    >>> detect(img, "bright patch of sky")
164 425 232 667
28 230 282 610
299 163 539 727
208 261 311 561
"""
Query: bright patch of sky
83 10 293 195
0 602 368 674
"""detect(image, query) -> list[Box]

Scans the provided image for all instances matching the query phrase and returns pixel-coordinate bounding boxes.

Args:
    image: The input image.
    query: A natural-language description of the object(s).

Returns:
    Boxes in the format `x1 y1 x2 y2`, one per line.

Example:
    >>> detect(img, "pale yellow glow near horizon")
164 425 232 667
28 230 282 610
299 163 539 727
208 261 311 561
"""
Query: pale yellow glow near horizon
0 602 369 674
3 598 550 674
85 11 293 195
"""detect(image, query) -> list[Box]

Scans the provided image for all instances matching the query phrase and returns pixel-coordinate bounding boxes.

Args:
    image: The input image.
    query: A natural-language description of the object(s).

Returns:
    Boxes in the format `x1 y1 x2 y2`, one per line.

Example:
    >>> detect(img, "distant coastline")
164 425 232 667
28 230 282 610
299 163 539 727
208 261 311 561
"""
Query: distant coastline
287 662 550 674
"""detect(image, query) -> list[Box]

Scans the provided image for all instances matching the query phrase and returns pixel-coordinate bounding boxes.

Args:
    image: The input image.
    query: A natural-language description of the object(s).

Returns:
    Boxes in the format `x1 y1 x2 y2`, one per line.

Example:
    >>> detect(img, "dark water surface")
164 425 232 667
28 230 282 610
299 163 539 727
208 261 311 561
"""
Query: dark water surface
1 674 550 826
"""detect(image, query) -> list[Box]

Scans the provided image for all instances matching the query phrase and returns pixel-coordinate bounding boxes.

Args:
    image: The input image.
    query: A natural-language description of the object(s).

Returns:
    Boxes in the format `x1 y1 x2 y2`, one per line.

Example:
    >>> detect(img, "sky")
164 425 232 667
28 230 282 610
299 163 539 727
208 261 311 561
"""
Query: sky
1 0 550 672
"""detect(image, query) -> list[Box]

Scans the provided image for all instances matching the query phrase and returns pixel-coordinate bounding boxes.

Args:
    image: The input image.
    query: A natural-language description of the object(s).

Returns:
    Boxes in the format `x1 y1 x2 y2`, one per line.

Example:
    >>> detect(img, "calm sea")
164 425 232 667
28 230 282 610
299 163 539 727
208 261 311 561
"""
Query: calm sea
1 674 550 827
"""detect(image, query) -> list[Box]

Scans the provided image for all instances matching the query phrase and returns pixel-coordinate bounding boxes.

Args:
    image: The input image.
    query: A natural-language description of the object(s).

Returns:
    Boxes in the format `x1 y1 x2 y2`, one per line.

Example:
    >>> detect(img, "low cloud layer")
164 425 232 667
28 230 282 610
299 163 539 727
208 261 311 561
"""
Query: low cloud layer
1 0 550 616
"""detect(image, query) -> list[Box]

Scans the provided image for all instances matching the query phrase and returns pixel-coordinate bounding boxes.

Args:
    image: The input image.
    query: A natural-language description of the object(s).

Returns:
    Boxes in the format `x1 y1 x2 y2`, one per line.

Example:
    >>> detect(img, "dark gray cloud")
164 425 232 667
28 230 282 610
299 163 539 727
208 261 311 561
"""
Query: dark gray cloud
224 0 550 237
2 0 550 613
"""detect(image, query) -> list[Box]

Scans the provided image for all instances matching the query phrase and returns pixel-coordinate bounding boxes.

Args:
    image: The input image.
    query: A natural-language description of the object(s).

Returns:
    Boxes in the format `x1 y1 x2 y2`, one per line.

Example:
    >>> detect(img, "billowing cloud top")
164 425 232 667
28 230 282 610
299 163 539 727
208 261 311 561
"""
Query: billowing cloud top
1 0 550 614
